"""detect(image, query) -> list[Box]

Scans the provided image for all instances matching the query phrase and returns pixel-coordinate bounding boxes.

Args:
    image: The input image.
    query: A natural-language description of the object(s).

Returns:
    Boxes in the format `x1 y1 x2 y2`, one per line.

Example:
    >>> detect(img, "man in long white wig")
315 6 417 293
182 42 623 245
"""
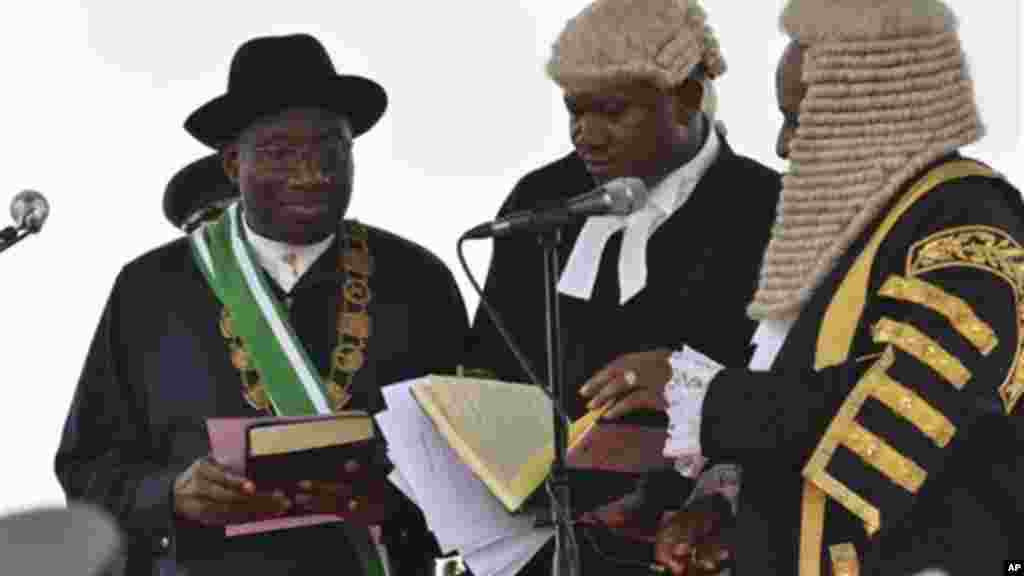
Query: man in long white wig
581 0 1024 574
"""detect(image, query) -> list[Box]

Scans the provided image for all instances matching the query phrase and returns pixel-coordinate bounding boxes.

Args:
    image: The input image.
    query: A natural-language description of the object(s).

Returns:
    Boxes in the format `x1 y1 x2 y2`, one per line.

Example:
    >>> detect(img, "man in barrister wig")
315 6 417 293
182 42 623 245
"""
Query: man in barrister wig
55 33 467 575
163 153 239 233
465 0 780 573
581 0 1024 574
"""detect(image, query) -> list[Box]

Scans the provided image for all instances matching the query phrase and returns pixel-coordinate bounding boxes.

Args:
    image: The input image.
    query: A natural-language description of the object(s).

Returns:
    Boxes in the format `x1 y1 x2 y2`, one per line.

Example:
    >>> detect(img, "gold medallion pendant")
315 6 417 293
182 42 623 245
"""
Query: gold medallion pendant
222 221 374 414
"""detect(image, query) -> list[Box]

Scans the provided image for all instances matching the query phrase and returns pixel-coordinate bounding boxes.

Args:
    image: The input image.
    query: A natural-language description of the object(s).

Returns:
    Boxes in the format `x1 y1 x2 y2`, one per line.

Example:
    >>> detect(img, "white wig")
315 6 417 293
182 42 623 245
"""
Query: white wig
748 0 983 320
546 0 726 117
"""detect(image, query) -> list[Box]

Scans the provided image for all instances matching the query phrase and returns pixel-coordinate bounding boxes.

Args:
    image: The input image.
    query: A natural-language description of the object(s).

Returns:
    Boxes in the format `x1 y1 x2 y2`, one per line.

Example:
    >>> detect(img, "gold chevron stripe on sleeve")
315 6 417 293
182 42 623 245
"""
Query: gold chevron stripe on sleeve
872 318 971 389
868 372 956 447
878 275 997 355
1002 366 1024 416
803 350 893 536
828 543 860 576
807 470 881 536
799 482 827 576
841 421 928 493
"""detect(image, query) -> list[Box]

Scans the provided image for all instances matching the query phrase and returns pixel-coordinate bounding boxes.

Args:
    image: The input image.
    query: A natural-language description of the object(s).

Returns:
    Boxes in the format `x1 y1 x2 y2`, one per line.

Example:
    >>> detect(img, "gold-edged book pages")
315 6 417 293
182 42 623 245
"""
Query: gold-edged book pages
411 375 606 513
248 411 375 457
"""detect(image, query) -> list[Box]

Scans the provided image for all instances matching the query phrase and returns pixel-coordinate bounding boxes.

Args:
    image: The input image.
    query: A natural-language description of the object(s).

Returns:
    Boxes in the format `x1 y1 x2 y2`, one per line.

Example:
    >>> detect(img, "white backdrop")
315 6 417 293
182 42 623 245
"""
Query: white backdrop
0 0 1019 516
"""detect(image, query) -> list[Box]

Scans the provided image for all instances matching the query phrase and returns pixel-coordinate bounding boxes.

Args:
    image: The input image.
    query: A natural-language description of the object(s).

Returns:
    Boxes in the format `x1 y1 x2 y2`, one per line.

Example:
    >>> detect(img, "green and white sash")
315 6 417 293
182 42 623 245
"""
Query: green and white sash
189 201 391 576
190 202 331 415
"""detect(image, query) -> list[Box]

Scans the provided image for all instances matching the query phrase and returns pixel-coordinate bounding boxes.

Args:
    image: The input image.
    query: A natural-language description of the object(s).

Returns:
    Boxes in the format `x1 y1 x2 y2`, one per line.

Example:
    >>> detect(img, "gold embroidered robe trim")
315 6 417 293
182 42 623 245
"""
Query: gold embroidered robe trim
813 161 996 372
828 543 860 576
868 372 956 448
842 421 928 493
803 349 897 537
908 225 1024 414
871 318 971 389
800 160 996 576
878 275 997 355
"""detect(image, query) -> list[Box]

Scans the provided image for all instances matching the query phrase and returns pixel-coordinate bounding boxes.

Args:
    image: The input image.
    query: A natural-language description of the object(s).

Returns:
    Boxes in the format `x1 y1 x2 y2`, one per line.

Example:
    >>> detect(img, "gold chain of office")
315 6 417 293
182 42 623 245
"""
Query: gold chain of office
218 221 373 414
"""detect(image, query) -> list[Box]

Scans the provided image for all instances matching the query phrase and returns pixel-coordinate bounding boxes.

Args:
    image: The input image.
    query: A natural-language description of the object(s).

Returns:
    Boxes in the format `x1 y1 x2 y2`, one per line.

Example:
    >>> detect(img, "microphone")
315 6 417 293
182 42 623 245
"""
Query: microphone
1 190 50 252
10 189 49 232
463 177 648 239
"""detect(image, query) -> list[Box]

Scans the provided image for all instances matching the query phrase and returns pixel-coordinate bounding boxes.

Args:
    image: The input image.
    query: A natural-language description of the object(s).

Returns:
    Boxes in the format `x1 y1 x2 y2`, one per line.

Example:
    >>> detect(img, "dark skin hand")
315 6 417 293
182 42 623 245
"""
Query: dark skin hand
655 509 731 575
294 459 367 514
293 459 361 514
294 460 401 526
175 457 396 525
579 349 672 418
581 351 731 574
173 456 292 526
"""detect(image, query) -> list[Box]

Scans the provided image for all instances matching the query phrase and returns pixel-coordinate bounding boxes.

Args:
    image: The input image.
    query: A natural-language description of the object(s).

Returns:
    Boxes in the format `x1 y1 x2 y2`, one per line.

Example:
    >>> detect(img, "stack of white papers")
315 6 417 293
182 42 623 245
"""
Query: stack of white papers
376 378 554 576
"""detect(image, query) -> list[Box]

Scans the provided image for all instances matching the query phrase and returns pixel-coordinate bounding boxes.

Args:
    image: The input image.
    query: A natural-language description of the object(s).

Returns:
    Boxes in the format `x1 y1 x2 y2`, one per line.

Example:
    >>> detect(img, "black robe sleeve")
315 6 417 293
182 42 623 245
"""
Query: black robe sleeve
54 268 185 562
702 178 1024 540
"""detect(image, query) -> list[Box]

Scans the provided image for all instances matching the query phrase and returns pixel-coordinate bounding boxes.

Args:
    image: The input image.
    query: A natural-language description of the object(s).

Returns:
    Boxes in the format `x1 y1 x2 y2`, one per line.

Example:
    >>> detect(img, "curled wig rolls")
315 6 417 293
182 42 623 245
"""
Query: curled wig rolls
748 2 983 320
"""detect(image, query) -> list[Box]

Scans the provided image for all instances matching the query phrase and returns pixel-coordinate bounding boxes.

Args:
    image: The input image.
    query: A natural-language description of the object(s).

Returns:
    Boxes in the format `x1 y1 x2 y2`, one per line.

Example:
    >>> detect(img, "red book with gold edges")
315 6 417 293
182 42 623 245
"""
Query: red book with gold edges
206 411 391 536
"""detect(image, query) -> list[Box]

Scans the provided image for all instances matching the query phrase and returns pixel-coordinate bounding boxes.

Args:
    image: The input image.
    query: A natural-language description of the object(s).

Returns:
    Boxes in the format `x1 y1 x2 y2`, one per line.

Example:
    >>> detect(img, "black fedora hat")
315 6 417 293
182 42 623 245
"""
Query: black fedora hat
185 33 387 149
163 154 239 231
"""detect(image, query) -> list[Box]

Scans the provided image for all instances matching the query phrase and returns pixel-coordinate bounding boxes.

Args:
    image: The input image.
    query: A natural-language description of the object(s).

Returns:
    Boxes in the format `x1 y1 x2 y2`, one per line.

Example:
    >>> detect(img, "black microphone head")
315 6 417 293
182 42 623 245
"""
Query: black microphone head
10 190 49 232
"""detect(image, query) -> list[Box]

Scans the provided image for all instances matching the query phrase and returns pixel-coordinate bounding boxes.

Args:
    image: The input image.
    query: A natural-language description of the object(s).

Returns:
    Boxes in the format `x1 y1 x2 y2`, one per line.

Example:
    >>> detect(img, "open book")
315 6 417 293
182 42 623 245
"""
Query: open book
378 376 673 576
410 375 671 513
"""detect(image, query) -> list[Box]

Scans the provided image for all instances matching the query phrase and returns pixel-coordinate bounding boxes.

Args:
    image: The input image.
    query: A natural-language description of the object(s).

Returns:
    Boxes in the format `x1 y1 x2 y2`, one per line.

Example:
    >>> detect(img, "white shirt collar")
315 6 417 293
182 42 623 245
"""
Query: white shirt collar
241 210 335 294
557 121 721 305
642 121 721 221
748 317 796 371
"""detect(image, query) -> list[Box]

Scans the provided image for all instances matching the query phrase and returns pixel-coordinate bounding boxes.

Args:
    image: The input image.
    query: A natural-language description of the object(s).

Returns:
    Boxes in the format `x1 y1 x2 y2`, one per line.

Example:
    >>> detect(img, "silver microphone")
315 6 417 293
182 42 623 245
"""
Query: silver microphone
464 177 649 239
10 189 50 232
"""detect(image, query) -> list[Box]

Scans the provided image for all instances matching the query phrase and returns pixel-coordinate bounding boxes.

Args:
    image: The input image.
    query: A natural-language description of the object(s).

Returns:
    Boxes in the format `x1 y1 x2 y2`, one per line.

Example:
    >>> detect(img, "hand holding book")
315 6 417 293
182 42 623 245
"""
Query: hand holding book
204 411 395 535
653 496 734 576
579 348 673 419
173 456 294 527
384 375 678 576
292 465 400 525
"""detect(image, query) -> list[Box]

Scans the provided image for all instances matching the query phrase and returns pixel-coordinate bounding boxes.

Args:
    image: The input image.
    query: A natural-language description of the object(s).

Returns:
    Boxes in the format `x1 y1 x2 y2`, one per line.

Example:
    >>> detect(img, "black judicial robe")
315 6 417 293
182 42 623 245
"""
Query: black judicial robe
466 134 781 574
55 225 469 576
701 156 1024 575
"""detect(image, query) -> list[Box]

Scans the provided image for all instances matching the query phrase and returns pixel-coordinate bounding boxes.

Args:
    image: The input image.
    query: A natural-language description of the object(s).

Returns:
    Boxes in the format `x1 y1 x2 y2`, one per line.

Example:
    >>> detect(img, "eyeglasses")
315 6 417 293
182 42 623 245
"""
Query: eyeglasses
249 136 351 176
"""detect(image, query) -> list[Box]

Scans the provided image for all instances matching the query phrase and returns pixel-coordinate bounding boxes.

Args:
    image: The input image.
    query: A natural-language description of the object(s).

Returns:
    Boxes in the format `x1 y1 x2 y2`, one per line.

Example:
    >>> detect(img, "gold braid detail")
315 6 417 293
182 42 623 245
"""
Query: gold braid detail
907 225 1024 413
221 221 373 414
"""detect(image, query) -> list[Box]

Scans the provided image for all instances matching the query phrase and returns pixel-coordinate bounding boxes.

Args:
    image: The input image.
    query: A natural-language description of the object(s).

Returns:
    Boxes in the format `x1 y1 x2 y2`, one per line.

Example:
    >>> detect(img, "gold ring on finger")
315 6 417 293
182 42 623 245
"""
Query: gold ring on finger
623 370 638 387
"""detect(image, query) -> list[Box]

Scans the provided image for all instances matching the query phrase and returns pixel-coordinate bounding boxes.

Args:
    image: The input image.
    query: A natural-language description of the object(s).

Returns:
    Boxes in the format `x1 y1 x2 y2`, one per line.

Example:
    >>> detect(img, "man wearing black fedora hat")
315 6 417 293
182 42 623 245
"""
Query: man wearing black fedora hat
56 33 468 576
163 154 239 233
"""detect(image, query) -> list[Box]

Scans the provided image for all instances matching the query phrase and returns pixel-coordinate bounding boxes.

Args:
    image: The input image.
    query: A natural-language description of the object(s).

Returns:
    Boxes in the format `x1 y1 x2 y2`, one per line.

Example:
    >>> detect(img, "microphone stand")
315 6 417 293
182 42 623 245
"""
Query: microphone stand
0 226 32 254
538 225 580 576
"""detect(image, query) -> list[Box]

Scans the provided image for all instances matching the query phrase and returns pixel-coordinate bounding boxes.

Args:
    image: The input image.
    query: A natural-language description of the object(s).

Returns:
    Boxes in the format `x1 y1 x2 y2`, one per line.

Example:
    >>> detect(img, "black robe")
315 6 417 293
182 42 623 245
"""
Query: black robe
702 155 1024 574
466 135 781 574
55 224 469 575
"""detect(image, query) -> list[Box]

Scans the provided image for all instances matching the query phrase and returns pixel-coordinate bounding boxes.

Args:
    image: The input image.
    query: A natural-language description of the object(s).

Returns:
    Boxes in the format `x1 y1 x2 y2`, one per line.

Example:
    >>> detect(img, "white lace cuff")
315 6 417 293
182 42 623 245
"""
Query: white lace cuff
663 346 724 477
